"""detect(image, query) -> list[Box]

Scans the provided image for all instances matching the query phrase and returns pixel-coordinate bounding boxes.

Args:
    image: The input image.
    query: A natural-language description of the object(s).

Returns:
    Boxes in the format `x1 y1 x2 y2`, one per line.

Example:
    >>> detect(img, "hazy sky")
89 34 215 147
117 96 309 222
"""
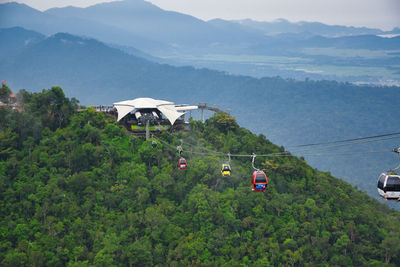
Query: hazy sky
2 0 400 30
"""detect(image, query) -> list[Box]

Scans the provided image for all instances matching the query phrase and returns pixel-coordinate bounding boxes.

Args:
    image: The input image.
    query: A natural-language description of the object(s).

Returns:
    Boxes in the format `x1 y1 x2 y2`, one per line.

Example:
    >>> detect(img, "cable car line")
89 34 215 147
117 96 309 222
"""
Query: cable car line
153 135 394 159
156 132 400 159
181 139 225 154
151 134 399 196
389 148 400 173
286 131 400 148
286 150 393 157
224 150 393 158
153 128 400 159
265 135 400 156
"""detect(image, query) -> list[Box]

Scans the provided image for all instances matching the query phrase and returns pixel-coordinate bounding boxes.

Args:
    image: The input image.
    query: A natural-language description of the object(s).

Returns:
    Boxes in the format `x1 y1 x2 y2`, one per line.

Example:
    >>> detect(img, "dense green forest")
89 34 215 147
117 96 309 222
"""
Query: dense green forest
1 86 400 266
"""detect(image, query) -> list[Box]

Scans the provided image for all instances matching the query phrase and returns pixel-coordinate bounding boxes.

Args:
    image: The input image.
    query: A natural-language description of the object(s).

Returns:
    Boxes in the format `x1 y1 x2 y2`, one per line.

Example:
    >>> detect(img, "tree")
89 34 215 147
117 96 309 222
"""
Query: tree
1 101 400 266
0 82 12 103
333 234 351 255
381 233 400 264
1 249 28 266
0 129 17 160
26 87 78 130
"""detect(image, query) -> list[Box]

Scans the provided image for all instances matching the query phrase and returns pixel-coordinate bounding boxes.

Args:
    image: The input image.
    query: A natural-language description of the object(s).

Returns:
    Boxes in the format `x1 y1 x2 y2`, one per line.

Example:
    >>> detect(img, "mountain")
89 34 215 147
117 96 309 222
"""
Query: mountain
1 89 400 265
44 0 263 54
1 1 400 84
303 34 400 50
0 27 44 59
42 1 400 54
0 2 167 51
0 1 263 55
0 31 162 102
1 28 399 204
4 1 399 57
42 1 400 82
231 18 388 37
45 0 216 43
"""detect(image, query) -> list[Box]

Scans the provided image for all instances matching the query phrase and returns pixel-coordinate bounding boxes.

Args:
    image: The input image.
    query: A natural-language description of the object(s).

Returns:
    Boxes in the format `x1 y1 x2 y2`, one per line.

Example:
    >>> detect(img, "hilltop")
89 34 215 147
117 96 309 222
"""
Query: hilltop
0 87 400 265
1 27 399 202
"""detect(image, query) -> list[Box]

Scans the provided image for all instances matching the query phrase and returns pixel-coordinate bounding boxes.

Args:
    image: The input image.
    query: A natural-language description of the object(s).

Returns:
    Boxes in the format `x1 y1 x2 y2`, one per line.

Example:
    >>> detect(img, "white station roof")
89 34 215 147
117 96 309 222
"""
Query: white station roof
113 97 186 125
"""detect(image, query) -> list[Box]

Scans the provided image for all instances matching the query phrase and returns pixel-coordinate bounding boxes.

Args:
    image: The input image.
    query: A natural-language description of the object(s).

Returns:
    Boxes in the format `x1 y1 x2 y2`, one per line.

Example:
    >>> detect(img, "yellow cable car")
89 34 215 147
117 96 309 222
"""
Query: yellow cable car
221 163 231 176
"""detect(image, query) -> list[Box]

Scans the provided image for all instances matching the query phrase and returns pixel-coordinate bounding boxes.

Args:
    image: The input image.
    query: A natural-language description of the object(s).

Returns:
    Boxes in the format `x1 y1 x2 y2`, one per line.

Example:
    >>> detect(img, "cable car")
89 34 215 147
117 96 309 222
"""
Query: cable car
377 173 400 201
251 170 268 191
221 163 231 176
178 157 187 170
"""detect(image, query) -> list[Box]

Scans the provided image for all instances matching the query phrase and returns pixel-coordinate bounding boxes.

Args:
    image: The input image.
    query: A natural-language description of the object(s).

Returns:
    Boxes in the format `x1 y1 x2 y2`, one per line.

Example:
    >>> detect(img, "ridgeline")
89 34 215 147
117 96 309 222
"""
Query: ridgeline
1 87 400 266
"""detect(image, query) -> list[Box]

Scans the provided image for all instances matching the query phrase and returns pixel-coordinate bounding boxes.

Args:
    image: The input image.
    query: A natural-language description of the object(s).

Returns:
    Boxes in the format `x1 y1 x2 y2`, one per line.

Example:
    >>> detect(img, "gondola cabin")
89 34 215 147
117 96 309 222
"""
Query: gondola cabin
221 163 231 176
251 171 268 191
178 158 187 170
377 173 400 200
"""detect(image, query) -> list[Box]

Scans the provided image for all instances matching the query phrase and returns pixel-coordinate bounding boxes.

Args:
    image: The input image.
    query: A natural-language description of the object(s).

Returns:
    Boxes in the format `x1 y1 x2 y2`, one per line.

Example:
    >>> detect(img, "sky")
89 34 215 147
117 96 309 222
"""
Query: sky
1 0 399 30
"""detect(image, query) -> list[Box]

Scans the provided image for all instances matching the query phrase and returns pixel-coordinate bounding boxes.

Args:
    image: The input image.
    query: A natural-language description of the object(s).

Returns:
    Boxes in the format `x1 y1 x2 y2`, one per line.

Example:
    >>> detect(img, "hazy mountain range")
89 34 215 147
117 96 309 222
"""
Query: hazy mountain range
1 1 399 55
229 18 400 37
1 0 400 84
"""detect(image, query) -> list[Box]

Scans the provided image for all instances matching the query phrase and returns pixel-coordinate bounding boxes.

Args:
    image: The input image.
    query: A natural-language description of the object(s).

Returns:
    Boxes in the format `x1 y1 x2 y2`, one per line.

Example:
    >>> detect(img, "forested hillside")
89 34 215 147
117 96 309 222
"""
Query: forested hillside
1 87 400 266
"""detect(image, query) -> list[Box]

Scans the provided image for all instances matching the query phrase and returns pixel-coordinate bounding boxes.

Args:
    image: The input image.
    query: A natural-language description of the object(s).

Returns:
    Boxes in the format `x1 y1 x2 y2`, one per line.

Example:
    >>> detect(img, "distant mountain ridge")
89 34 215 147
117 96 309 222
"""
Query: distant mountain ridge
1 1 399 57
229 18 400 37
0 28 161 102
0 1 261 54
0 27 44 59
0 2 168 51
44 0 219 44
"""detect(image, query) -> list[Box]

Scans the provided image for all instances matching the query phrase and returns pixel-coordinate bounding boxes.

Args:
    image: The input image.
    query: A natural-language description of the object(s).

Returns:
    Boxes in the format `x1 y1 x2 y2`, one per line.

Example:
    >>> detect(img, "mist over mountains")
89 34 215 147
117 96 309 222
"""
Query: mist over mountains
1 1 399 55
0 1 259 54
2 0 399 84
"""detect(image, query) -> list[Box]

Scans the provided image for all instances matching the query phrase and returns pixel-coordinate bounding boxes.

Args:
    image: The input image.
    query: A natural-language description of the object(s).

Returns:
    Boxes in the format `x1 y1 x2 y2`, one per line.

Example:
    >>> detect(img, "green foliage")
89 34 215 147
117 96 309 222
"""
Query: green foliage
0 83 12 103
24 86 78 130
0 87 399 266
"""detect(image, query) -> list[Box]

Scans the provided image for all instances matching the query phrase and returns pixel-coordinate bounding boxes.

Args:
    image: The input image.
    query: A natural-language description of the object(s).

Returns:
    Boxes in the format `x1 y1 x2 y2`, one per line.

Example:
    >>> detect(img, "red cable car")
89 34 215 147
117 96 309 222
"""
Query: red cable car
251 170 268 191
178 157 187 170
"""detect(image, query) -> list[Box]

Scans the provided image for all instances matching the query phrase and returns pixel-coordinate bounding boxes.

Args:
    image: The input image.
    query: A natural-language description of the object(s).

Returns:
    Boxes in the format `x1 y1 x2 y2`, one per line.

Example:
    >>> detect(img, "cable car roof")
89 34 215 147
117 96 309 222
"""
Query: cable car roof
113 97 186 125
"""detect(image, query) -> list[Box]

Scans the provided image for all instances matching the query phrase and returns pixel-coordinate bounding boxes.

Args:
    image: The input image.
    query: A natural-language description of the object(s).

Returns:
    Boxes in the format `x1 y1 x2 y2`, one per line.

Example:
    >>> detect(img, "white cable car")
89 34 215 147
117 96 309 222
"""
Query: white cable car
377 173 400 200
377 147 400 201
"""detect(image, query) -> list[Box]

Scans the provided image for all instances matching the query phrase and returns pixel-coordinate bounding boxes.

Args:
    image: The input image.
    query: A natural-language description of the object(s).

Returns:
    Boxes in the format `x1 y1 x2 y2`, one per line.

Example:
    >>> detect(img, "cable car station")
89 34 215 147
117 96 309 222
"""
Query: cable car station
88 97 229 139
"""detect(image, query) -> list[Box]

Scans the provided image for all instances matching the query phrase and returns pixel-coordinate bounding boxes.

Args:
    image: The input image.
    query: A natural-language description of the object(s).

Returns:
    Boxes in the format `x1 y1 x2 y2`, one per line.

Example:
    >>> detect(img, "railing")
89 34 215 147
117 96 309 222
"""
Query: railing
197 103 229 114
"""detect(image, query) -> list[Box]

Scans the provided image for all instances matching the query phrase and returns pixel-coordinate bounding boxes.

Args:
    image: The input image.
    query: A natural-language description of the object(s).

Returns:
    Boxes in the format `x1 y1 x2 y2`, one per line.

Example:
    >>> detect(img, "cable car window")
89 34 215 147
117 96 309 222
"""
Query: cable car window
223 166 230 171
255 174 267 183
181 160 186 164
386 176 400 192
378 175 385 190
